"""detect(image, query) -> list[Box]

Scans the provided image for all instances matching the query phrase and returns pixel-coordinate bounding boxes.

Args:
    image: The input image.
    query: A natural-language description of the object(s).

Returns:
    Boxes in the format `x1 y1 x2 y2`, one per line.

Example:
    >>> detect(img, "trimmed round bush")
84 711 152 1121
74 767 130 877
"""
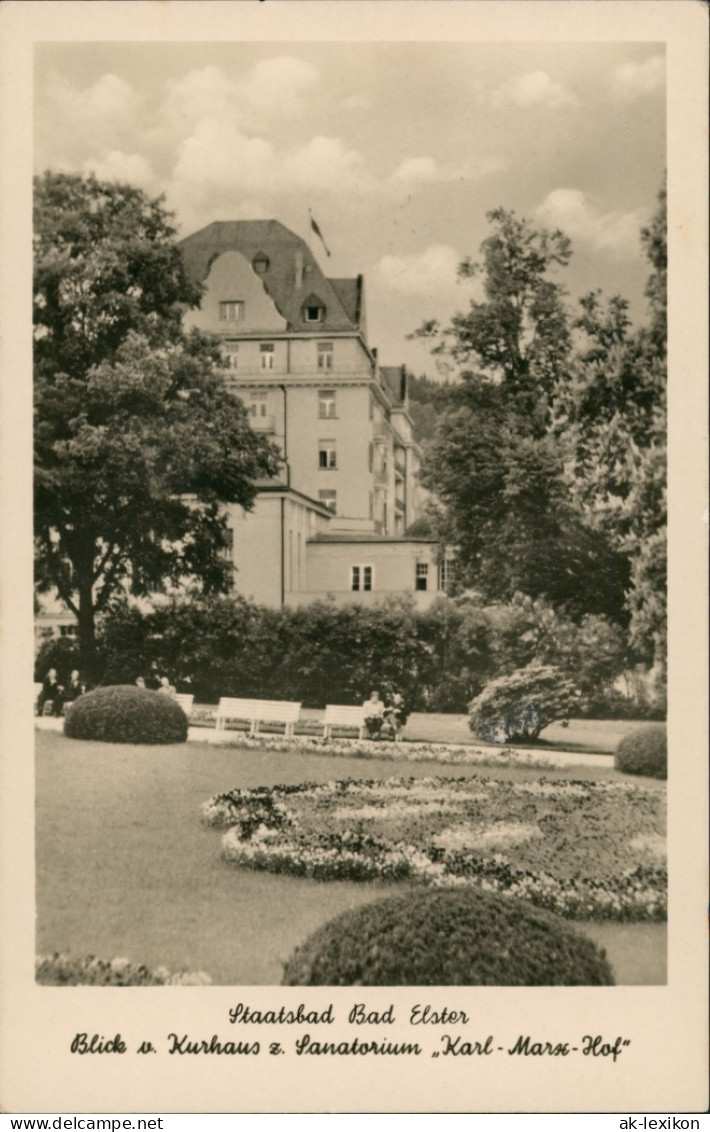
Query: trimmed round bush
281 889 615 986
64 684 188 744
615 725 667 779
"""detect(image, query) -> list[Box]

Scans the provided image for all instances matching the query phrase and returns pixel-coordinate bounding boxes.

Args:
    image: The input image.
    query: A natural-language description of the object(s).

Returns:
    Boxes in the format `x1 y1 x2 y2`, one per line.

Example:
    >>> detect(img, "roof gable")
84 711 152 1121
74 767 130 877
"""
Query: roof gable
180 220 362 334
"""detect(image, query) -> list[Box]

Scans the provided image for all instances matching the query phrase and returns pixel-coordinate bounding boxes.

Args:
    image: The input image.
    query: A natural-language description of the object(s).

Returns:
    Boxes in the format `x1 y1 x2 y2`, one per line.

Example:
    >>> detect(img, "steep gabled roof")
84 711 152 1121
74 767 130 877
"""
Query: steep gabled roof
328 277 360 325
179 220 362 334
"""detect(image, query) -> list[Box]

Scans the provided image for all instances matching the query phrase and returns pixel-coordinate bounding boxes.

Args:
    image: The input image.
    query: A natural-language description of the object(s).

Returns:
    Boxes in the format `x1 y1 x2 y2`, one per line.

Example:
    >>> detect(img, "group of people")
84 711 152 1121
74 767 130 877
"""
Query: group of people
136 669 177 697
35 668 87 717
362 690 408 741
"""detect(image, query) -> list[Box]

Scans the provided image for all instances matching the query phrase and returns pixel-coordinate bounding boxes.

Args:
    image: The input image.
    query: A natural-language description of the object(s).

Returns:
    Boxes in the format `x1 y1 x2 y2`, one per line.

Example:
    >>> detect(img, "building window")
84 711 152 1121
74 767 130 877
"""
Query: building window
252 253 269 274
368 442 373 473
223 341 239 370
415 562 429 591
318 389 336 419
351 565 373 592
318 440 337 469
249 392 268 418
318 489 337 514
260 343 275 370
317 341 334 370
219 301 244 322
304 304 324 323
439 556 456 590
59 624 77 637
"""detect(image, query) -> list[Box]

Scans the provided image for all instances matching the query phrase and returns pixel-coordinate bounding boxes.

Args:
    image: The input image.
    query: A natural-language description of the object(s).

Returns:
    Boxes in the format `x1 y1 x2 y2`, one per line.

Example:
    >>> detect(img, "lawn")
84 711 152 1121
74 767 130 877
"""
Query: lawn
195 708 661 755
35 729 666 985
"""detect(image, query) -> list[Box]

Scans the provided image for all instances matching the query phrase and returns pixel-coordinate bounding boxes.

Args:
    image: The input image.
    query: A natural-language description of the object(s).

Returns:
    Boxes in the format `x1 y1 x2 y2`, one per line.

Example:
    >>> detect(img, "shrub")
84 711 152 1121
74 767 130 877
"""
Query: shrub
34 633 81 683
64 685 188 744
281 889 615 986
615 725 667 779
469 663 580 742
36 954 211 986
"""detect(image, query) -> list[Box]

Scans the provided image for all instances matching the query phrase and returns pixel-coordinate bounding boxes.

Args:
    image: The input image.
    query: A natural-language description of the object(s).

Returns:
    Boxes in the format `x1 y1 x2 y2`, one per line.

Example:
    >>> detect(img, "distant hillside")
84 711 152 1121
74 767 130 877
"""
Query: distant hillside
407 373 458 444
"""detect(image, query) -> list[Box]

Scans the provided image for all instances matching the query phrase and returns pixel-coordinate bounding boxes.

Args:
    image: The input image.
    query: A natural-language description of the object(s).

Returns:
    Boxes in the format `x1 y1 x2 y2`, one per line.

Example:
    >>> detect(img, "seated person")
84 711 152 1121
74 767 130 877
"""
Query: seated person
144 663 161 691
158 675 176 698
362 690 385 739
36 668 64 717
382 692 408 741
63 670 86 705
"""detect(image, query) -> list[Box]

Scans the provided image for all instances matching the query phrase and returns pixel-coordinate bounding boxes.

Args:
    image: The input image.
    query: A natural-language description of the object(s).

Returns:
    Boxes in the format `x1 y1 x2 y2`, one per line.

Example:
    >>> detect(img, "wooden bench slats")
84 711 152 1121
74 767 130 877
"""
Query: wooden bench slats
323 704 366 740
215 697 301 737
174 694 194 716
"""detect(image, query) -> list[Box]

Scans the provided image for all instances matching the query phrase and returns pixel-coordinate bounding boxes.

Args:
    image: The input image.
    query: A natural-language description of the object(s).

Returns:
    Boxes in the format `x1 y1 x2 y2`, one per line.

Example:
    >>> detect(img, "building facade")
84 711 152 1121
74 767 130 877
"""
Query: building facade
179 219 443 608
36 219 446 638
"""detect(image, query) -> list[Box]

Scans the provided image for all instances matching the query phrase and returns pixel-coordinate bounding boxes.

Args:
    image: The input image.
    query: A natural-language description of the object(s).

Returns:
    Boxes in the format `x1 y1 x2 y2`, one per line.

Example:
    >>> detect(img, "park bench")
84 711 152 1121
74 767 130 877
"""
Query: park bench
322 704 367 740
174 693 194 717
214 697 301 738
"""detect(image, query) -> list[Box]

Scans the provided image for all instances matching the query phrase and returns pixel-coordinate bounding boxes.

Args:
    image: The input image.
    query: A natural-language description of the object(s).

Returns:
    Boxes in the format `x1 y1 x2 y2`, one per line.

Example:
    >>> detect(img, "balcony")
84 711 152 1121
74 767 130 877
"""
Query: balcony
250 415 276 433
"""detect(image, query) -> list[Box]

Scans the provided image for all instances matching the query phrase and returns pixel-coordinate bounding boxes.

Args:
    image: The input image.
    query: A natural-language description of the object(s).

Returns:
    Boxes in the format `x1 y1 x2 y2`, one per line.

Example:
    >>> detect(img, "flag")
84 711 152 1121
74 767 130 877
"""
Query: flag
309 210 331 257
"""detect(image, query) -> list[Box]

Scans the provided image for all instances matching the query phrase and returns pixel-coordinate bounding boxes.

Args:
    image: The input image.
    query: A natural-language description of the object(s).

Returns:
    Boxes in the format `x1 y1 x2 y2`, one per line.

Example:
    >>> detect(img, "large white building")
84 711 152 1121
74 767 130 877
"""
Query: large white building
179 219 443 609
37 219 447 640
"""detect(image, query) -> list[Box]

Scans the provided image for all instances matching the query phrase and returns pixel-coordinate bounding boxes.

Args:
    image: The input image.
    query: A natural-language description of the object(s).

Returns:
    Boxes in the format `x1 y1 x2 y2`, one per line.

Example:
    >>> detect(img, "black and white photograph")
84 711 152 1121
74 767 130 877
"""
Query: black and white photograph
1 0 707 1117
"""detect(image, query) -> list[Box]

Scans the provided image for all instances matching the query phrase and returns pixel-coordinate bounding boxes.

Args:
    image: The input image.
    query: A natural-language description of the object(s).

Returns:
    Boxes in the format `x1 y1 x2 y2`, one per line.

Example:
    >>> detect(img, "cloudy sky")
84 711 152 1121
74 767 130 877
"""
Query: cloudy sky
35 41 665 375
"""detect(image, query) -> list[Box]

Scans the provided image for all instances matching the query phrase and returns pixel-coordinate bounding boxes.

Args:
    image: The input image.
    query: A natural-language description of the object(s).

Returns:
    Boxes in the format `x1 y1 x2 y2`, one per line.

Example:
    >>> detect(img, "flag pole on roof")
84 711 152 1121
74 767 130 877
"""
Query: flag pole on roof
309 209 331 257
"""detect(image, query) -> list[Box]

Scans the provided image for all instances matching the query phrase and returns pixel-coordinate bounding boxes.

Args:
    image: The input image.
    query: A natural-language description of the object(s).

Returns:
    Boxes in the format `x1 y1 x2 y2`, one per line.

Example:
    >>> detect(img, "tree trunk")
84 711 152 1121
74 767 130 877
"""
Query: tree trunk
76 569 99 686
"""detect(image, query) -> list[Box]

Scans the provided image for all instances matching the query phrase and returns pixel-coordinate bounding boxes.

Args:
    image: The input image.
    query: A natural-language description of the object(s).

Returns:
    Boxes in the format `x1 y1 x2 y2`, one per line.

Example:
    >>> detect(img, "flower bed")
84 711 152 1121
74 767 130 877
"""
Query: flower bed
213 732 562 769
36 953 212 986
202 775 666 922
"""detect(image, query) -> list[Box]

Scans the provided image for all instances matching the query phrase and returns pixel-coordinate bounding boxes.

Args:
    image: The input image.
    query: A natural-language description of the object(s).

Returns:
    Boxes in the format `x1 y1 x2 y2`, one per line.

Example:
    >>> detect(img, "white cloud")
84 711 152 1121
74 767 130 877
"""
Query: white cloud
491 70 578 109
166 120 374 232
167 119 276 225
160 57 319 136
284 135 374 193
612 55 665 99
37 72 141 166
161 66 240 133
390 154 504 186
240 56 319 121
377 244 463 297
82 151 155 190
535 188 648 258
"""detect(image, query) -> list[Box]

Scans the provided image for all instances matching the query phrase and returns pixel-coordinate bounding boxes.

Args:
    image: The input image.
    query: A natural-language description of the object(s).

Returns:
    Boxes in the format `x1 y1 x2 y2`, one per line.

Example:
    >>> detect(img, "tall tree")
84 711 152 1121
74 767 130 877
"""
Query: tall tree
34 172 280 678
417 208 629 619
554 184 667 667
412 208 572 424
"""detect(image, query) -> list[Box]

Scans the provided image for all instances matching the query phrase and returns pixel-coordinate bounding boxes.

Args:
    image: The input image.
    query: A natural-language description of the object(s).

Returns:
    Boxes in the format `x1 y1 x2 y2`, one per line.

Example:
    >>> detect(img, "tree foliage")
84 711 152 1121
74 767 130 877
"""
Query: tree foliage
468 663 581 742
416 193 666 676
553 184 667 666
34 172 280 676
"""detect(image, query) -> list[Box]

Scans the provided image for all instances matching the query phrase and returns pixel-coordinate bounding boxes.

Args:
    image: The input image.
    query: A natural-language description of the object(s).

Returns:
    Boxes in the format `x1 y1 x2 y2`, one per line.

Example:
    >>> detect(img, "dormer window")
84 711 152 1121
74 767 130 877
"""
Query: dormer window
219 300 244 321
252 252 269 275
302 294 325 323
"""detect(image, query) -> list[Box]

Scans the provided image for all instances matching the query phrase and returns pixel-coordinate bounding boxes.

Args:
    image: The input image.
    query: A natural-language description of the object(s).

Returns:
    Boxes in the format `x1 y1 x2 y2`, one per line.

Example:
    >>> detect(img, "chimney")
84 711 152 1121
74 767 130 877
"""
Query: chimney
295 249 304 290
